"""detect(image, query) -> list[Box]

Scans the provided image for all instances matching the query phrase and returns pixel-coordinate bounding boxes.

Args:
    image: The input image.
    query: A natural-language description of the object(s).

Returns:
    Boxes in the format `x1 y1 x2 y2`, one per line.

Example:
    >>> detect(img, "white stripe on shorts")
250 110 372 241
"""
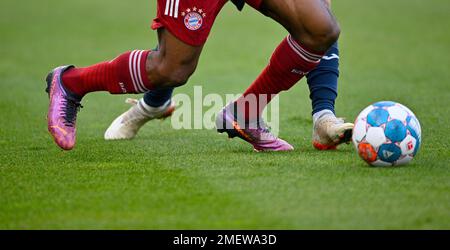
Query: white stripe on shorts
165 0 180 18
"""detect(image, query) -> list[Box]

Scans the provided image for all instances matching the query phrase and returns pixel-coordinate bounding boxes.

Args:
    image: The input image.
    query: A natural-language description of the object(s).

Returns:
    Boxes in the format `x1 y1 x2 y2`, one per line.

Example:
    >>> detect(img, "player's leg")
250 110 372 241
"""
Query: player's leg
60 28 202 95
260 0 340 52
103 31 185 140
104 0 229 140
138 42 176 121
143 87 174 108
46 27 203 150
307 41 354 150
217 0 340 151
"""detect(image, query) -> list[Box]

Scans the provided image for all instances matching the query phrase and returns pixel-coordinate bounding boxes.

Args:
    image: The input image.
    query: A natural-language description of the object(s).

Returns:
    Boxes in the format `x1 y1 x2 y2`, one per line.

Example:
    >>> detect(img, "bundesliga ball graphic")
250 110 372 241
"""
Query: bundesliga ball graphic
352 101 422 167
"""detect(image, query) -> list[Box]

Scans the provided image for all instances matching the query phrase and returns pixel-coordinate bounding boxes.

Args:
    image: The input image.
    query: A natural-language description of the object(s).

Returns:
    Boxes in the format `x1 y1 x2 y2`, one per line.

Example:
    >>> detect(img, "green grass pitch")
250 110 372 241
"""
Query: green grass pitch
0 0 449 229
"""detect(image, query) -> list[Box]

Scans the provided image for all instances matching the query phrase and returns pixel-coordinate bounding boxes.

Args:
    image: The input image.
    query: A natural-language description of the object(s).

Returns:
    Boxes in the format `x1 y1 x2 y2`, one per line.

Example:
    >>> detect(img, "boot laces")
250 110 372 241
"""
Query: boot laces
61 98 82 127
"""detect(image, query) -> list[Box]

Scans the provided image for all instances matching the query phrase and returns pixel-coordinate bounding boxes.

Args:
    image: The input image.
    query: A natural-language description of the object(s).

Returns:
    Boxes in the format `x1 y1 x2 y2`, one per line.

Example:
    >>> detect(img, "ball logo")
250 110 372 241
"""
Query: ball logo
184 12 203 31
383 150 394 159
407 141 414 151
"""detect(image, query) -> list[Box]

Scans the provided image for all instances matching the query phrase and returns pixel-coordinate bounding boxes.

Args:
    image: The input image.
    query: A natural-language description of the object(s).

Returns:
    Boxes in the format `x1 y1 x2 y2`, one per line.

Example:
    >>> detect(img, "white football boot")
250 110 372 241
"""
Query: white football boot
104 98 175 140
312 110 354 150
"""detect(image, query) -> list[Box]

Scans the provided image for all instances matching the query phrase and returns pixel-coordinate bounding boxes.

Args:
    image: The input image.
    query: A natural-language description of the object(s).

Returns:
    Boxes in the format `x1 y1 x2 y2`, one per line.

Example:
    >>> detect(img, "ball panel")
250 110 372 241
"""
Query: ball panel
378 143 402 163
406 115 422 157
387 105 409 121
399 135 416 155
353 119 367 143
413 139 421 156
396 155 414 166
358 143 378 163
366 127 386 148
356 105 374 121
407 116 421 141
367 109 389 127
373 101 396 108
385 120 407 143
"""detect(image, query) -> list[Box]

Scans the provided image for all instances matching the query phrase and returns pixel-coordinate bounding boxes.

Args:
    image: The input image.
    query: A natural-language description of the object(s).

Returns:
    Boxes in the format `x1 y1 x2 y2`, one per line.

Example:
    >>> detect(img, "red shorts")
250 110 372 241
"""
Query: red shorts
152 0 263 46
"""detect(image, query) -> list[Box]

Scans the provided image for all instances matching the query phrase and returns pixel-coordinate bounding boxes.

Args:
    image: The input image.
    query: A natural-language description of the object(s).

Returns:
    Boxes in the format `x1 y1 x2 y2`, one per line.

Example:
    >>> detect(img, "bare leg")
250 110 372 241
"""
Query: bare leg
260 0 340 52
146 29 204 89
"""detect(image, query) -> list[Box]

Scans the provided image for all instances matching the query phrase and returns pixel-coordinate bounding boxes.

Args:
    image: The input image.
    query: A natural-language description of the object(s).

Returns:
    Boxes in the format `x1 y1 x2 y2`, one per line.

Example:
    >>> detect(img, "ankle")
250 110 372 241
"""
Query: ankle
61 67 85 98
313 109 335 125
138 98 170 115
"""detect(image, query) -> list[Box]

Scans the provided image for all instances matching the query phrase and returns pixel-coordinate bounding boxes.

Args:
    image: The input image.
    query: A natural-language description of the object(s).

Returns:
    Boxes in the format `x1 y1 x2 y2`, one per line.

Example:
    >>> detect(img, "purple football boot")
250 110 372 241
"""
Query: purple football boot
45 66 82 150
216 103 294 152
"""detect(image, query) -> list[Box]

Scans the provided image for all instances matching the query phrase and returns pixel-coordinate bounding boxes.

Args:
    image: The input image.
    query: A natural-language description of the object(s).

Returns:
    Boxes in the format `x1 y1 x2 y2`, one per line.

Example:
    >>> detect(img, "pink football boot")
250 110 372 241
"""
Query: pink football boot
216 103 294 152
45 66 82 150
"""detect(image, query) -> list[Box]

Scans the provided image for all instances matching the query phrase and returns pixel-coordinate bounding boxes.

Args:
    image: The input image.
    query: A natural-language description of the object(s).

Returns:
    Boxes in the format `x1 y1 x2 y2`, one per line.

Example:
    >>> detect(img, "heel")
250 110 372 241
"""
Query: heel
45 71 54 95
217 128 239 139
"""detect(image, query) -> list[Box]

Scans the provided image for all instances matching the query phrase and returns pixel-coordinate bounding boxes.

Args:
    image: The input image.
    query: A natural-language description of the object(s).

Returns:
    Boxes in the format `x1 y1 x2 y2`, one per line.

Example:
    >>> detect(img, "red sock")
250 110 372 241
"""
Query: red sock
237 35 325 122
62 50 153 96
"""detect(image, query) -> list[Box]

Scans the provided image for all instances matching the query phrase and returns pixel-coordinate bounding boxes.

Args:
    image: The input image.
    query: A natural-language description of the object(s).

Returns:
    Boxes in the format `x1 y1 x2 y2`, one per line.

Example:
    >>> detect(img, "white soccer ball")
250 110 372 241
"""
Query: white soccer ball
352 101 421 167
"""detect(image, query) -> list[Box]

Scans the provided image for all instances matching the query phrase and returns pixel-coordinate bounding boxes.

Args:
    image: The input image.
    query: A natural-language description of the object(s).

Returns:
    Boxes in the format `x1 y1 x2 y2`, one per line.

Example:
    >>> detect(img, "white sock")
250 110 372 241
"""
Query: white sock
313 109 335 125
138 98 171 115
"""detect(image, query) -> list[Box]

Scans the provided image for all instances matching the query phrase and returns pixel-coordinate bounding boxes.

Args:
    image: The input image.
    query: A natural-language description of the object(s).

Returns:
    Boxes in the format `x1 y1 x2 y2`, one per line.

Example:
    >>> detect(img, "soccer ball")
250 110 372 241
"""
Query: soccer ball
352 101 421 167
